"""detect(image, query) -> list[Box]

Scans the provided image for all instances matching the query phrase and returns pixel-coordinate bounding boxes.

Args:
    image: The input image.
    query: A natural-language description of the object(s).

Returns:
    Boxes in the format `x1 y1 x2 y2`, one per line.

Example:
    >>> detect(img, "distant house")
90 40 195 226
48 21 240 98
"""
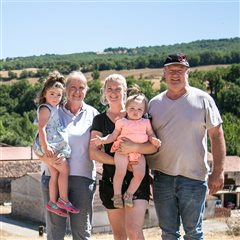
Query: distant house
208 154 240 209
0 146 40 204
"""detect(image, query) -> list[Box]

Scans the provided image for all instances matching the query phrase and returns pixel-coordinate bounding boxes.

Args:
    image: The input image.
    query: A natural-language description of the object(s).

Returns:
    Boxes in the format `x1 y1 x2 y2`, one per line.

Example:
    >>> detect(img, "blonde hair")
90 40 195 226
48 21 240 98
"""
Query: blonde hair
37 71 65 105
126 84 148 115
100 74 127 105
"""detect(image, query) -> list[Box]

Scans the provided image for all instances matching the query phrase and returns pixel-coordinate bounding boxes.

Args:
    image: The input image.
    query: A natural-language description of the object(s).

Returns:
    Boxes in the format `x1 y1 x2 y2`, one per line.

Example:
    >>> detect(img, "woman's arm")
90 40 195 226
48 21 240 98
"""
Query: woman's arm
89 130 115 165
117 137 158 155
39 153 66 166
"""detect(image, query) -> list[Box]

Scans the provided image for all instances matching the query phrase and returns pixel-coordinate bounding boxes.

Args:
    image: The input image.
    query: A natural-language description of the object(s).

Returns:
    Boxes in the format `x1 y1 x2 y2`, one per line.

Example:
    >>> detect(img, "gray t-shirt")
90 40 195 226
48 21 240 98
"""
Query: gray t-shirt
41 102 99 180
146 87 222 181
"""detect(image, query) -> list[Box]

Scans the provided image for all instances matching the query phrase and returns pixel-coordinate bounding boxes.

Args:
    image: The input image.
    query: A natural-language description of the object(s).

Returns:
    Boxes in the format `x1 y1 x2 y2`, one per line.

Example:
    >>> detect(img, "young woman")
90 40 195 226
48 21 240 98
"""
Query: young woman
89 74 158 240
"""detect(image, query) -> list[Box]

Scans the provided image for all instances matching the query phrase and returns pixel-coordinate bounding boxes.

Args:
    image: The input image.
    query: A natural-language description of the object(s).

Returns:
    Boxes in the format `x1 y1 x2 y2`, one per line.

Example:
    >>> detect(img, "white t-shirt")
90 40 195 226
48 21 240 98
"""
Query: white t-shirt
146 87 222 181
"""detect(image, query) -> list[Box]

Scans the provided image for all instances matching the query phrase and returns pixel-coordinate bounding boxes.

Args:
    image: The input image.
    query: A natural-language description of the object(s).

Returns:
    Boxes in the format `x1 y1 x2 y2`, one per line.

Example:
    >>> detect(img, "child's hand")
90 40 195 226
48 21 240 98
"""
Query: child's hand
149 136 161 148
90 136 103 147
44 145 55 158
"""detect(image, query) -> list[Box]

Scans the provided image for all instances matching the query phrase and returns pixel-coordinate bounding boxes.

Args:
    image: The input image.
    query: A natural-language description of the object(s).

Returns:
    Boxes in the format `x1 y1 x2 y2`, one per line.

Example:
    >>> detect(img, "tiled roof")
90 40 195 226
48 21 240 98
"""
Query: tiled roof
1 147 39 161
223 156 240 172
0 147 103 177
208 154 240 172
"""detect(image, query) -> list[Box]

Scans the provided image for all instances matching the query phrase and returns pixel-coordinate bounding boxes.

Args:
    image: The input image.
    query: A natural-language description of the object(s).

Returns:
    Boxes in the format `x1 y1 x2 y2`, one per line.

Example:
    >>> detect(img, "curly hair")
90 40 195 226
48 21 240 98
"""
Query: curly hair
37 71 66 105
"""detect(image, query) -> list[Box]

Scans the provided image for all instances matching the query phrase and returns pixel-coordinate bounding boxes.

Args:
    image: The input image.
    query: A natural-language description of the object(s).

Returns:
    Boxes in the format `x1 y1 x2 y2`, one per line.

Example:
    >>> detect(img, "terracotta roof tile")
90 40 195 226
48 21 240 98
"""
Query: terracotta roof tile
1 147 39 160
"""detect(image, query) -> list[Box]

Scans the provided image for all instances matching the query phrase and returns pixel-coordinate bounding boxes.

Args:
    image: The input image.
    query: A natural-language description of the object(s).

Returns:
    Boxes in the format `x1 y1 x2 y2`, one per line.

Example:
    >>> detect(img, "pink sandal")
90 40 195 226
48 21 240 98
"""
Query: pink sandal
56 198 80 214
46 201 68 217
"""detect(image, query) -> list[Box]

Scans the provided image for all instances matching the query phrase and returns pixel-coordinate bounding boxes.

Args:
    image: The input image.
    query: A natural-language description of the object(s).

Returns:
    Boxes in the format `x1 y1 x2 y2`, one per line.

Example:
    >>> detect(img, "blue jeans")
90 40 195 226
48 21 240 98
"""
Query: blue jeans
153 171 207 240
41 174 96 240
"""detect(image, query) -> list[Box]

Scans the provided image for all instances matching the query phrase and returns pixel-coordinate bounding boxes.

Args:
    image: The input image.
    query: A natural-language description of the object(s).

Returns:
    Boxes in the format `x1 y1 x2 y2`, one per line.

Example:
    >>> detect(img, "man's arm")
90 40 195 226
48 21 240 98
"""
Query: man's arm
208 124 226 195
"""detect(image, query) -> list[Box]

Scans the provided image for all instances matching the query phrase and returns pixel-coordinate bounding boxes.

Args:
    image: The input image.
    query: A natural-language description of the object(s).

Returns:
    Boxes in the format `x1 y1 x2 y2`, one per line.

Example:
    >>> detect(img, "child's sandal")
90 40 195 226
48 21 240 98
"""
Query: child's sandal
112 194 124 208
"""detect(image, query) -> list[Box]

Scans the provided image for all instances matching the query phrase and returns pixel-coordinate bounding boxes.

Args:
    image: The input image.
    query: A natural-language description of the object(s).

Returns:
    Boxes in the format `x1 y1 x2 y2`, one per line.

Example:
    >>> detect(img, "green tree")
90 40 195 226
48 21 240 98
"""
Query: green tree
92 70 100 80
85 80 105 112
36 68 49 78
217 85 240 116
126 76 159 100
19 70 29 79
70 63 80 71
8 70 18 79
222 113 240 155
224 64 240 85
0 84 17 113
159 82 167 92
205 70 225 99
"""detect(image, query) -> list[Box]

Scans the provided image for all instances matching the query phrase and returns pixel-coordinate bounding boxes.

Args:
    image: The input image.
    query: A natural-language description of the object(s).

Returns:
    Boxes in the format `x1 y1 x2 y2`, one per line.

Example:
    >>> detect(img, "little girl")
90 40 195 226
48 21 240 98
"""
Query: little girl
91 87 161 208
34 71 79 217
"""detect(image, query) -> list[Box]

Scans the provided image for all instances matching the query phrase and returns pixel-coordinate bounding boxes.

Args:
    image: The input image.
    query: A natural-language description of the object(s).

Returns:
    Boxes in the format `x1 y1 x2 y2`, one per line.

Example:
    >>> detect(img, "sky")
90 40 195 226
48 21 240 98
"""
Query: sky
0 0 239 59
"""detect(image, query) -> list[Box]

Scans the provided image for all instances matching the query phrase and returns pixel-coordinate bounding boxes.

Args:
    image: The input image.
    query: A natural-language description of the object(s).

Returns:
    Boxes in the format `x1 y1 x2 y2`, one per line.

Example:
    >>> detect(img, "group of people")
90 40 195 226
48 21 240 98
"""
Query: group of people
34 53 226 240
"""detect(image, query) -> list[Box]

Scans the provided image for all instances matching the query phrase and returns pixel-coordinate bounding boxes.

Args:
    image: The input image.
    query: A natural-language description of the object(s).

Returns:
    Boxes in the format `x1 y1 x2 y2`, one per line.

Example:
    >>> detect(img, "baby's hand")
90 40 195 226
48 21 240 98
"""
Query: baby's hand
149 136 161 148
90 136 103 147
44 146 55 158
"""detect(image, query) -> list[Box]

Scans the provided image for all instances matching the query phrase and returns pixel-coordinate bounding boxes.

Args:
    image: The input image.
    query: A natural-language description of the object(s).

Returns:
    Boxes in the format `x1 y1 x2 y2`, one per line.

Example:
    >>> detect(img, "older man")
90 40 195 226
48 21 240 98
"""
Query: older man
147 53 226 240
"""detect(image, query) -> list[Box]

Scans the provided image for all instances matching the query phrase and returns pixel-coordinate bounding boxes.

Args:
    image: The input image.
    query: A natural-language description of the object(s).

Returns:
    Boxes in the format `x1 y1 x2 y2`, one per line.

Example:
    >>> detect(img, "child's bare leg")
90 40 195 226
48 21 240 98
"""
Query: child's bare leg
127 155 146 195
53 160 79 214
48 165 59 203
53 159 69 202
113 152 128 195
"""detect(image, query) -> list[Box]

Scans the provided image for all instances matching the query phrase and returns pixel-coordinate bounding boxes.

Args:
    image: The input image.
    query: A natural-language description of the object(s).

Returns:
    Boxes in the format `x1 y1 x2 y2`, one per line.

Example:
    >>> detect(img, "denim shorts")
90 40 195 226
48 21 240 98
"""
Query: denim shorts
99 170 150 209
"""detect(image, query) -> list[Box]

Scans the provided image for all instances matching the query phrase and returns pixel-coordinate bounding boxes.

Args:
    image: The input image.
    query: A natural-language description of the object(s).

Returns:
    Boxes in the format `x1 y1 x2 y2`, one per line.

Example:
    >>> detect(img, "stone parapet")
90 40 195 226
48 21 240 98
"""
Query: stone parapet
0 159 41 179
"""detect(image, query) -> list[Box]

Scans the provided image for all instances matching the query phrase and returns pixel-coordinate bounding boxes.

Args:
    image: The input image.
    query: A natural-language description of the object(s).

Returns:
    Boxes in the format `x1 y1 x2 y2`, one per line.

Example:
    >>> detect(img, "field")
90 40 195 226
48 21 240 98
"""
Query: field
0 64 230 90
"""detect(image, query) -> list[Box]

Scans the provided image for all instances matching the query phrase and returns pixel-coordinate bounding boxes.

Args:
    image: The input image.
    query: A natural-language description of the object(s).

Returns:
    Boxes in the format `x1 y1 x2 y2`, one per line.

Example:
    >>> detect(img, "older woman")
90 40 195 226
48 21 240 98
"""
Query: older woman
41 71 99 240
89 74 158 240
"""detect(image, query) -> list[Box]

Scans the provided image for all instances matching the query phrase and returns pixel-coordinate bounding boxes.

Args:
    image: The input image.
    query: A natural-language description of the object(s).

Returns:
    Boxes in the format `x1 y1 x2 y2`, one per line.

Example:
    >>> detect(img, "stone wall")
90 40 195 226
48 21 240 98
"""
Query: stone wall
215 207 231 218
11 173 45 223
228 172 240 186
0 159 41 204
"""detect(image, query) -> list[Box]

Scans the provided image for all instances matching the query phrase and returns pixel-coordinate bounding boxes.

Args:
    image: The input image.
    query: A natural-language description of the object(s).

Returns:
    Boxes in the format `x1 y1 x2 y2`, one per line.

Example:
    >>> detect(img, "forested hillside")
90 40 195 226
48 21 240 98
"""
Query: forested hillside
0 38 239 155
1 38 239 74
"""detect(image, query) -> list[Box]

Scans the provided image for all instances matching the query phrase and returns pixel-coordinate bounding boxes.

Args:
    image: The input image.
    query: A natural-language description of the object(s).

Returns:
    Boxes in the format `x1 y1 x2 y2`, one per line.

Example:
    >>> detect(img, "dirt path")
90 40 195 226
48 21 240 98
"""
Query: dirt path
1 205 239 240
